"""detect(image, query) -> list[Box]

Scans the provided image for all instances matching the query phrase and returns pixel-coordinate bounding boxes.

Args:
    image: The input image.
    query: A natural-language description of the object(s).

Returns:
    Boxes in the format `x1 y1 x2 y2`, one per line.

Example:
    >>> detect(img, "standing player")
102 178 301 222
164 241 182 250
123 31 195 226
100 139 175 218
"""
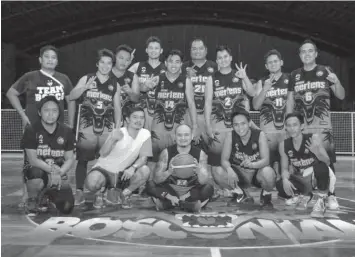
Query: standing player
151 49 198 164
205 46 256 186
286 39 345 177
215 109 276 208
146 124 213 213
69 49 121 205
277 112 338 217
253 49 290 178
6 45 75 207
21 95 75 214
112 44 140 125
129 36 166 131
182 38 216 149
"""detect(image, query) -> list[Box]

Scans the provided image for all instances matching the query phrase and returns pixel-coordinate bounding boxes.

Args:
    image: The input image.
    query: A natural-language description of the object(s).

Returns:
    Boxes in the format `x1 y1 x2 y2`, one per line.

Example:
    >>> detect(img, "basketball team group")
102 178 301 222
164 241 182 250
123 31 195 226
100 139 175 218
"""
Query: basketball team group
6 36 346 218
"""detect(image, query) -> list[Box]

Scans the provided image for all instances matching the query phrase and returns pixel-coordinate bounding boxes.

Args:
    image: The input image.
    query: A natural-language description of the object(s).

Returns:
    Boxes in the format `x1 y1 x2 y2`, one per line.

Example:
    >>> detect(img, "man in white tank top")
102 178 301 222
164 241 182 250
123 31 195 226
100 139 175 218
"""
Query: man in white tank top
85 107 152 209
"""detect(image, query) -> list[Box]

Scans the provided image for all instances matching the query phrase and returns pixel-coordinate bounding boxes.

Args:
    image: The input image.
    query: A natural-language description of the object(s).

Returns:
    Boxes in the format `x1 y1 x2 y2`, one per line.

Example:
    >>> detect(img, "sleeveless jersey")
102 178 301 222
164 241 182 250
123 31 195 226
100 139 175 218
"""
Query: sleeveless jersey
182 60 217 114
230 128 261 166
284 133 318 175
212 69 249 128
289 65 333 129
259 73 289 131
78 73 117 135
22 121 75 167
111 70 135 122
167 144 201 195
154 73 187 131
136 61 166 116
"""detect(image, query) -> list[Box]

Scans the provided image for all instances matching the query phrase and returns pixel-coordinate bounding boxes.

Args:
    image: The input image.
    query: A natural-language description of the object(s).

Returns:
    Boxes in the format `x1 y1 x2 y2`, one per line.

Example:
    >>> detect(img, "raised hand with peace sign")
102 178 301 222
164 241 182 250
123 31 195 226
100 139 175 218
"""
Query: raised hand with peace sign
235 62 248 79
325 67 339 84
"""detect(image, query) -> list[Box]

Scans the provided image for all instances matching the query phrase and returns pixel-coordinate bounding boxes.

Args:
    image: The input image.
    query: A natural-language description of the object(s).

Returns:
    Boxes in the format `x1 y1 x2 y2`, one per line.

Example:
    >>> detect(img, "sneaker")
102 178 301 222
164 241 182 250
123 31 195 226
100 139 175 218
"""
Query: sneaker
260 190 273 209
327 195 339 210
285 195 300 206
230 189 254 204
180 200 202 213
93 193 105 209
311 196 326 218
152 197 164 211
120 190 132 209
74 189 85 206
295 194 313 210
106 188 120 205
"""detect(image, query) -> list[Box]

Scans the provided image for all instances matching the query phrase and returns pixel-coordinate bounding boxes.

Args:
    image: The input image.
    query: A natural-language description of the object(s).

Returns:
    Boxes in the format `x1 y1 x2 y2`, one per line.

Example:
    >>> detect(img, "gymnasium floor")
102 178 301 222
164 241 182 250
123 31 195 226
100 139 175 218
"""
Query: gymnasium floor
1 153 355 257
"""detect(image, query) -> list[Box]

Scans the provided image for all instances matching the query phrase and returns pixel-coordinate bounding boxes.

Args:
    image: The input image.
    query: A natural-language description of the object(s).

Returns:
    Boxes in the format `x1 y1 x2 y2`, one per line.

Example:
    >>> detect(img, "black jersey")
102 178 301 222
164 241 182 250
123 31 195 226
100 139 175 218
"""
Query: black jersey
182 60 217 114
136 61 166 116
111 70 135 122
284 133 318 175
288 65 333 129
78 73 118 135
22 122 75 167
230 128 261 166
154 73 187 131
259 73 289 131
212 69 249 128
167 144 201 193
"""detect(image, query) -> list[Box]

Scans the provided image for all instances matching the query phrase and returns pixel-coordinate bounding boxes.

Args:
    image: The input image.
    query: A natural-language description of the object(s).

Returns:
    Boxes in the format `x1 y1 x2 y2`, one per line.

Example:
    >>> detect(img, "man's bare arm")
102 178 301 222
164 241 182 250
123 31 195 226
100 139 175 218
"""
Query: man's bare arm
197 150 209 185
153 149 170 184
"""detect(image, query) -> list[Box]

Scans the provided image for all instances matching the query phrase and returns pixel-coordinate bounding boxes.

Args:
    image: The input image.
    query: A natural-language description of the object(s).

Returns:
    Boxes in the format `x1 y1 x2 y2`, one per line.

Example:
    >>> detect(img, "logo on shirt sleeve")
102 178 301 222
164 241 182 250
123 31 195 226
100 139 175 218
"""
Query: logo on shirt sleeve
57 137 64 145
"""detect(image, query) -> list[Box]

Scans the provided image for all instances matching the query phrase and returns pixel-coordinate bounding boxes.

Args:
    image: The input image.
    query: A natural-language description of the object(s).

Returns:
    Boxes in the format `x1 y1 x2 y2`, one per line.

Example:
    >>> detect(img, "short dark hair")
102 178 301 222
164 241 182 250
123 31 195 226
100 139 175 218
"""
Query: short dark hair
190 38 207 49
231 108 251 122
175 123 192 134
115 44 133 56
38 95 60 111
40 45 58 58
264 49 282 63
146 36 162 48
285 111 304 124
127 106 145 118
165 49 183 62
299 39 318 53
97 48 115 64
216 45 232 55
37 95 61 120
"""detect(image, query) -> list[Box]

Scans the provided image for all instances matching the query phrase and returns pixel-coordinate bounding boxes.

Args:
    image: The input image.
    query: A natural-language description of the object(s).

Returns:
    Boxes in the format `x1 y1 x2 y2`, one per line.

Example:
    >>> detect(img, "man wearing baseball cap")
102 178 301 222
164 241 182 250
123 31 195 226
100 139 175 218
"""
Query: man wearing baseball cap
21 95 75 214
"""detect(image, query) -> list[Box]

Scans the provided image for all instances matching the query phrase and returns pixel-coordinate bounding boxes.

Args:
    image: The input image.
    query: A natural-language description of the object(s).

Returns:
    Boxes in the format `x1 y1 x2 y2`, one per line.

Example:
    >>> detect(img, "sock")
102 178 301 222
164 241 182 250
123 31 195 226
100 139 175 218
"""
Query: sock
262 190 272 196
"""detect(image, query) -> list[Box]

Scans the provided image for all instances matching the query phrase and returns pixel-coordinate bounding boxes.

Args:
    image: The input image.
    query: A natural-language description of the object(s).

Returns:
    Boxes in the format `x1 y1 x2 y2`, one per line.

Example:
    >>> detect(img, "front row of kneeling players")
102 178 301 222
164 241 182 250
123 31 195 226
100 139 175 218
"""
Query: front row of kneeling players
22 95 338 217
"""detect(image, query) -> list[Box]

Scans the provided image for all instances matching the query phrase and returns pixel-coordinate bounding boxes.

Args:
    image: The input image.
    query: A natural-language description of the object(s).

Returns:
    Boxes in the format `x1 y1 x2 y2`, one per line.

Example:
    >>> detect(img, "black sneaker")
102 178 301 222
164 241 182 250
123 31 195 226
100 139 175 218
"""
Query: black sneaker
260 190 273 209
229 189 254 205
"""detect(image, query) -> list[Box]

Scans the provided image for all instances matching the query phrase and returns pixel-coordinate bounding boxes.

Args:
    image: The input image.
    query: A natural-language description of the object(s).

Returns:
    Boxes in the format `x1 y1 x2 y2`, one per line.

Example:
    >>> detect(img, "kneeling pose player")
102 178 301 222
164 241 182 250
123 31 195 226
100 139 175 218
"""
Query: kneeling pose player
146 124 214 213
277 112 338 217
22 95 75 214
85 107 152 209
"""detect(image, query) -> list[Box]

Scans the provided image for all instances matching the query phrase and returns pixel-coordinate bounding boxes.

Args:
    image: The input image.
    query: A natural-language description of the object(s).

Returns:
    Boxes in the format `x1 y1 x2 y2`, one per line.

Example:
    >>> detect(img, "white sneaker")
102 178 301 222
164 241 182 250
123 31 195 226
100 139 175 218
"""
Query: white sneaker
285 195 300 206
311 197 326 218
327 195 339 210
93 193 105 209
295 194 313 210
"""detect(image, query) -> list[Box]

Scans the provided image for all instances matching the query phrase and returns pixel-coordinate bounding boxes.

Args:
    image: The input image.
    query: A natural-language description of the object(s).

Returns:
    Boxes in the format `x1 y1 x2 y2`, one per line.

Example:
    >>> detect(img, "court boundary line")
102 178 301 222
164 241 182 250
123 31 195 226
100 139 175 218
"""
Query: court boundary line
25 214 342 250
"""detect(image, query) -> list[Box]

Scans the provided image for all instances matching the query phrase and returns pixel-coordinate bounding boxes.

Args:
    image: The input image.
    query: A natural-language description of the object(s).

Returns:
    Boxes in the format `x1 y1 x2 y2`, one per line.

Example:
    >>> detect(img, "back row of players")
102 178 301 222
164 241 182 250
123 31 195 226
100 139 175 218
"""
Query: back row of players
7 36 345 213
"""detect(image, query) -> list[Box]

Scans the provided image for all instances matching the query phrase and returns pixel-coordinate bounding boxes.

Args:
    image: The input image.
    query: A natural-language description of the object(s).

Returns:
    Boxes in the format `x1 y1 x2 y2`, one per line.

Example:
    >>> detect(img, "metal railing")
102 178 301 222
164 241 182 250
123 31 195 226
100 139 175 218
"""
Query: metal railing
1 109 354 156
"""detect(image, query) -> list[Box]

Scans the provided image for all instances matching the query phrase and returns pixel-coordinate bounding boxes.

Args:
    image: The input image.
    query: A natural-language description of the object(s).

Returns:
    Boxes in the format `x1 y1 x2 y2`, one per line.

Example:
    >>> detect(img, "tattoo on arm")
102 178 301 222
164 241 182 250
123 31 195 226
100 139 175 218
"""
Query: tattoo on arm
154 149 169 183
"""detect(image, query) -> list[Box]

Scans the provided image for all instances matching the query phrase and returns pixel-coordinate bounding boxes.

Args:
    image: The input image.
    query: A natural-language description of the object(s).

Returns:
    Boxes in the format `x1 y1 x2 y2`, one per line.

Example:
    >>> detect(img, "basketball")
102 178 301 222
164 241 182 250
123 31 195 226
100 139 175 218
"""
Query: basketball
170 153 197 179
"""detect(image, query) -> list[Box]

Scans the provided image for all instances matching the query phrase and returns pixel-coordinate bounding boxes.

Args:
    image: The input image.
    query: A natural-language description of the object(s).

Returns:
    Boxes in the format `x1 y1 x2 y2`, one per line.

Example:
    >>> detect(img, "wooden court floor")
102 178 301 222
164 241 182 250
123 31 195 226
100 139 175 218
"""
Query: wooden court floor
1 154 355 257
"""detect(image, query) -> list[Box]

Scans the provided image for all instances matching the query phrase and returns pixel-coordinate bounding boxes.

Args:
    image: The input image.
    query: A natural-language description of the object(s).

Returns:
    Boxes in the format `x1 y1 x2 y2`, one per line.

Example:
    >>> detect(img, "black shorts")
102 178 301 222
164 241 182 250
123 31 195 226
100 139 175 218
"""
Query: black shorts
231 165 276 188
88 166 130 189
